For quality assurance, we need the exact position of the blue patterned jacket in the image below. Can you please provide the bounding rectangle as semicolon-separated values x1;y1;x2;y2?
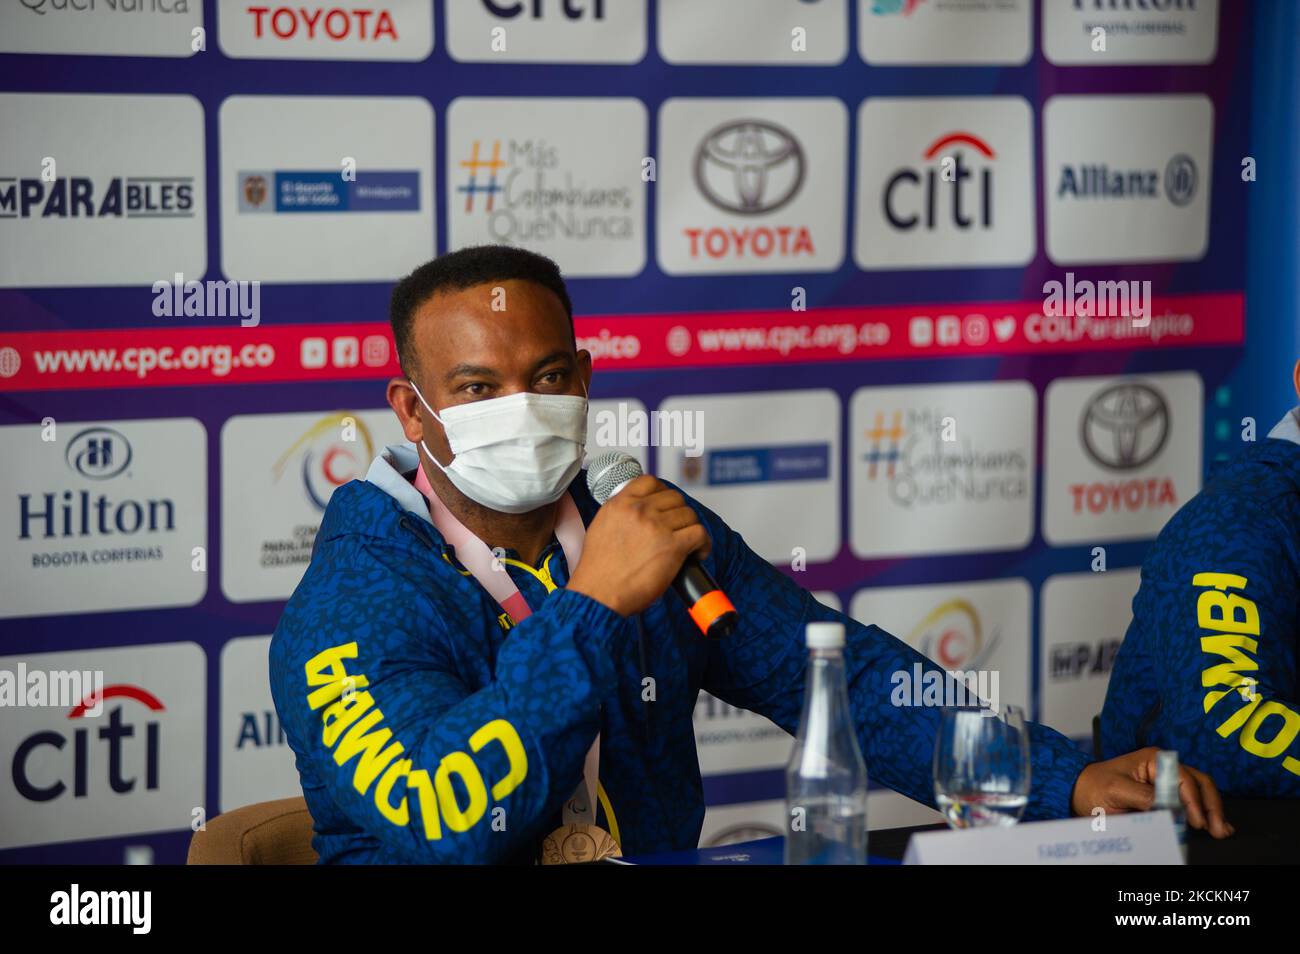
270;443;1092;863
1102;410;1300;795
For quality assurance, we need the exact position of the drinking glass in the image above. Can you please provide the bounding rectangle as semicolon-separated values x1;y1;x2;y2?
933;704;1031;829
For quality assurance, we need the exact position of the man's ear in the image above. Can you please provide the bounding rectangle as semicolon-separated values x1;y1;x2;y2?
386;377;423;444
577;349;594;394
1293;358;1300;404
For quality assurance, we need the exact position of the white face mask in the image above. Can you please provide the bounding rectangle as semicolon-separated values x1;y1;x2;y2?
409;378;588;515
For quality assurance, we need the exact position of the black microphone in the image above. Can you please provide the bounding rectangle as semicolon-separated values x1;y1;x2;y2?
587;451;739;639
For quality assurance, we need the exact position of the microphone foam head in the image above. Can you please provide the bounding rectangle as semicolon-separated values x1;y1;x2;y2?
586;451;644;504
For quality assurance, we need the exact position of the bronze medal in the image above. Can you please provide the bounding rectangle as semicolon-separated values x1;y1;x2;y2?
540;824;621;864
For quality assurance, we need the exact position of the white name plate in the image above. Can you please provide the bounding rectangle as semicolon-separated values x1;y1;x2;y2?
904;811;1184;865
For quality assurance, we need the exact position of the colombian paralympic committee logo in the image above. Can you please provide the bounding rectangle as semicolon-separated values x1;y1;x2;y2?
906;598;1000;671
271;412;375;510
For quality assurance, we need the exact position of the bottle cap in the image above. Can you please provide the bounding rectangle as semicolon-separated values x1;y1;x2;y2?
806;621;845;650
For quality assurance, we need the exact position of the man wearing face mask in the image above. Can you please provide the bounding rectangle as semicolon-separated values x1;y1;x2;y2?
269;245;1231;864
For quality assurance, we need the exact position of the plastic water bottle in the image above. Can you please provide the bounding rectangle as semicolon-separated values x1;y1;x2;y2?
1153;749;1187;862
784;622;869;865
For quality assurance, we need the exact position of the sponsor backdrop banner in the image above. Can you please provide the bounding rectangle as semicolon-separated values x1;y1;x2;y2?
0;0;1289;862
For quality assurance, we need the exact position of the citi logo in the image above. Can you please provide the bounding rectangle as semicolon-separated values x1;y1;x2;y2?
884;131;995;232
0;176;194;219
483;0;607;19
65;427;132;480
1056;155;1197;206
14;685;165;804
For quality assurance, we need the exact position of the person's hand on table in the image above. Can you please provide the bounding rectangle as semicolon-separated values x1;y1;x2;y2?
1070;746;1234;839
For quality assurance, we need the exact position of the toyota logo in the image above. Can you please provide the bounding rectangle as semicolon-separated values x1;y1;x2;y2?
1080;383;1170;471
693;120;805;215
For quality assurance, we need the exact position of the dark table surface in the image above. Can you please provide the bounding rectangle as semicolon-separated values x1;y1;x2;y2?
620;797;1300;865
1187;797;1299;864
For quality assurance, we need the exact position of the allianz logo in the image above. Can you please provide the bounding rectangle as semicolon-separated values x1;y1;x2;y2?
1055;154;1198;206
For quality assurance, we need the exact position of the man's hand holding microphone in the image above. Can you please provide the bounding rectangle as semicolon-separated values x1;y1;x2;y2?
568;453;739;637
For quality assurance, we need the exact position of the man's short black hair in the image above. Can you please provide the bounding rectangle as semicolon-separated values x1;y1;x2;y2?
389;245;574;375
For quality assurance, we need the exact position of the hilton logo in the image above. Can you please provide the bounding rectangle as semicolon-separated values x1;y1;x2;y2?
65;428;132;480
18;426;176;543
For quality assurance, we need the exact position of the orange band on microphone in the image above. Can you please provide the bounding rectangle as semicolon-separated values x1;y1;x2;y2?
688;590;736;634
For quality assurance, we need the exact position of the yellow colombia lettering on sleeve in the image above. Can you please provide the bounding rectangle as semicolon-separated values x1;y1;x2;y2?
1193;578;1300;772
320;690;375;748
1196;589;1261;637
307;675;371;713
434;751;488;833
1240;701;1300;760
1213;695;1259;737
300;648;530;844
375;758;412;826
333;708;405;796
1192;572;1249;592
408;769;443;841
1200;634;1260;691
305;642;360;687
469;719;528;800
